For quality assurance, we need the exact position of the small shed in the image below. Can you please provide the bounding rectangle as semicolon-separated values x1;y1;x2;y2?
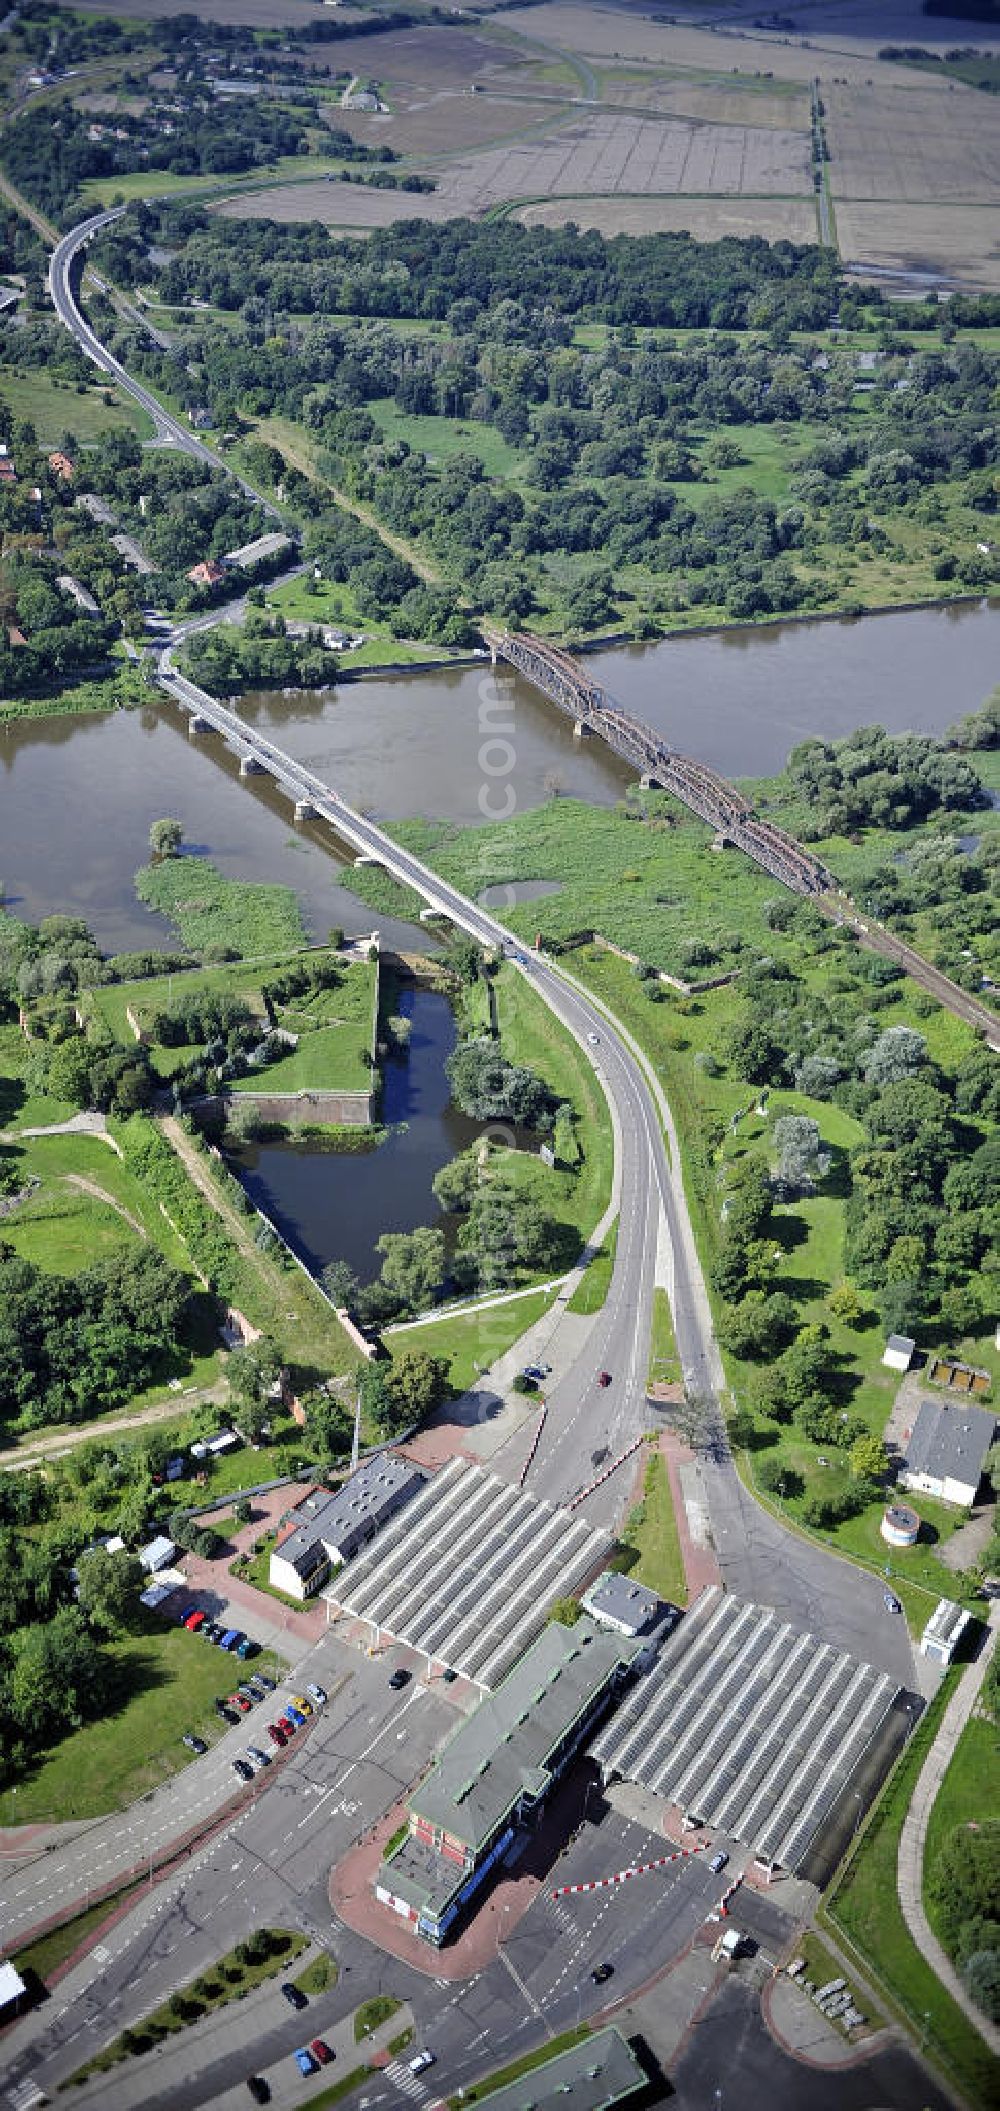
921;1599;972;1665
882;1333;915;1373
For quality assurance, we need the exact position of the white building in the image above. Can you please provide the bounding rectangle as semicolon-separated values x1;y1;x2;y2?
138;1535;178;1573
898;1397;995;1509
920;1599;972;1665
269;1458;423;1600
882;1332;915;1373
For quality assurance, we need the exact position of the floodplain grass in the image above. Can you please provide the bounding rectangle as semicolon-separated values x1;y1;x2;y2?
0;661;152;724
615;1449;687;1607
821;1673;1000;2110
0;1623;285;1825
262;572;462;669
366;397;529;482
388;1285;559;1394
135;856;307;958
488;959;614;1238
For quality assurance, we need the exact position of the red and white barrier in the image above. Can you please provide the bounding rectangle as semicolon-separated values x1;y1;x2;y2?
718;1872;744;1918
518;1402;548;1488
552;1843;705;1898
568;1434;645;1511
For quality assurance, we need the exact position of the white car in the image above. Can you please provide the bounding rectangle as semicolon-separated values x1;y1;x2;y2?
306;1683;327;1707
409;2050;436;2075
587;1031;600;1045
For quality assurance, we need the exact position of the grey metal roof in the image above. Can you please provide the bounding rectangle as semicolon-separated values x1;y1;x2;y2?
472;2028;648;2111
411;1617;638;1852
326;1457;611;1689
276;1457;422;1571
583;1570;662;1634
903;1397;995;1491
591;1587;899;1874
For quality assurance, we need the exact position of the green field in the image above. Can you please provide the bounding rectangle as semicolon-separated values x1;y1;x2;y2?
924;1694;1000;1953
366;398;528;483
566;1217;617;1314
0;364;152;443
0;1623;285;1824
648;1284;680;1386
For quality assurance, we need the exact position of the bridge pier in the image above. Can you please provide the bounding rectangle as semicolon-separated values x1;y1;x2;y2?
239;754;266;778
640;772;662;790
187;714;210;736
294;799;315;822
572;719;593;740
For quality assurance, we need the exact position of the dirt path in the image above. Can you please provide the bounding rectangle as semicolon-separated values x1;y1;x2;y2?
159;1114;264;1268
0;171;58;247
63;1172;148;1240
0;1380;229;1473
256;417;445;588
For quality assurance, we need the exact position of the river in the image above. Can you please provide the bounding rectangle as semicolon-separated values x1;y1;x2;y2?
3;599;996;1279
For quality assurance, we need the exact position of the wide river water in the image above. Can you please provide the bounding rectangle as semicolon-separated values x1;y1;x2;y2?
3;600;996;1278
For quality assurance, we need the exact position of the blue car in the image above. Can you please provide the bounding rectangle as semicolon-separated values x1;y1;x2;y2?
294;2048;318;2077
285;1704;306;1728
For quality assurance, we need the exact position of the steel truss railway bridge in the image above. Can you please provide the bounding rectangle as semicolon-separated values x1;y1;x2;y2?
487;627;835;897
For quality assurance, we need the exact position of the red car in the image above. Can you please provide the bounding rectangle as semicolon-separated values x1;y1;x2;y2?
184;1610;205;1632
278;1713;297;1736
310;2040;333;2066
267;1722;287;1747
228;1693;252;1714
598;1370;612;1388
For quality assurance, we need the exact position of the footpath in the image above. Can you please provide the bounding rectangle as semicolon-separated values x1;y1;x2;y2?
896;1608;1000;2058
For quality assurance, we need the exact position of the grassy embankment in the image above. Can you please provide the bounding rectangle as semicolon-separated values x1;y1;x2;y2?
134;856;307;959
821;1675;1000;2109
0;1622;286;1825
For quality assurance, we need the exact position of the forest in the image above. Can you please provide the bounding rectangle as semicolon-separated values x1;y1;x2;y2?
84;206;1000;636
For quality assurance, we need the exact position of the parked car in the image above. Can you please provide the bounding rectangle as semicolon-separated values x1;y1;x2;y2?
884;1591;902;1615
232;1759;253;1782
409;2051;435;2075
247;1745;270;1769
290;1694;313;1716
236;1636;257;1659
176;1603;199;1625
294;2049;318;2078
278;1713;297;1736
182;1734;207;1755
306;1684;327;1707
590;1962;613;1984
246;1678;268;1701
281;1983;308;2011
246;2079;269;2105
254;1673;276;1693
388;1668;410;1691
203;1621;223;1644
184;1610;205;1632
285;1705;306;1728
267;1723;287;1747
215;1698;238;1724
310;2039;333;2065
709;1851;729;1875
238;1683;259;1704
219;1628;241;1651
228;1693;252;1715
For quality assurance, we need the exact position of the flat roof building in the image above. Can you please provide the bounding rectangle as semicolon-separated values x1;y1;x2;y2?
270;1457;423;1600
223;530;290;571
378;1617;638;1944
921;1598;973;1666
582;1570;663;1637
898;1397;996;1508
472;2028;649;2111
138;1534;177;1573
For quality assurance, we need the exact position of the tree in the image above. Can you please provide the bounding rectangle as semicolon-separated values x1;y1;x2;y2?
863;1026;927;1087
386;1348;448;1427
547;1596;581;1626
849;1432;888;1481
963;1949;1000;2023
773;1114;829;1190
756;1457;803;1500
149;817;183;858
928;1822;1000;1950
445;1037;552;1128
376;1227;446;1315
939;1283;982;1338
75;1546;143;1637
227;1336;280;1404
431;1152;478;1214
321;1259;359;1310
828;1281;865;1325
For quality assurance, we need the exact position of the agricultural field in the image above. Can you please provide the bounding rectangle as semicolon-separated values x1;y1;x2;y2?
834;201;1000;293
520;195;819;242
825;79;1000;206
